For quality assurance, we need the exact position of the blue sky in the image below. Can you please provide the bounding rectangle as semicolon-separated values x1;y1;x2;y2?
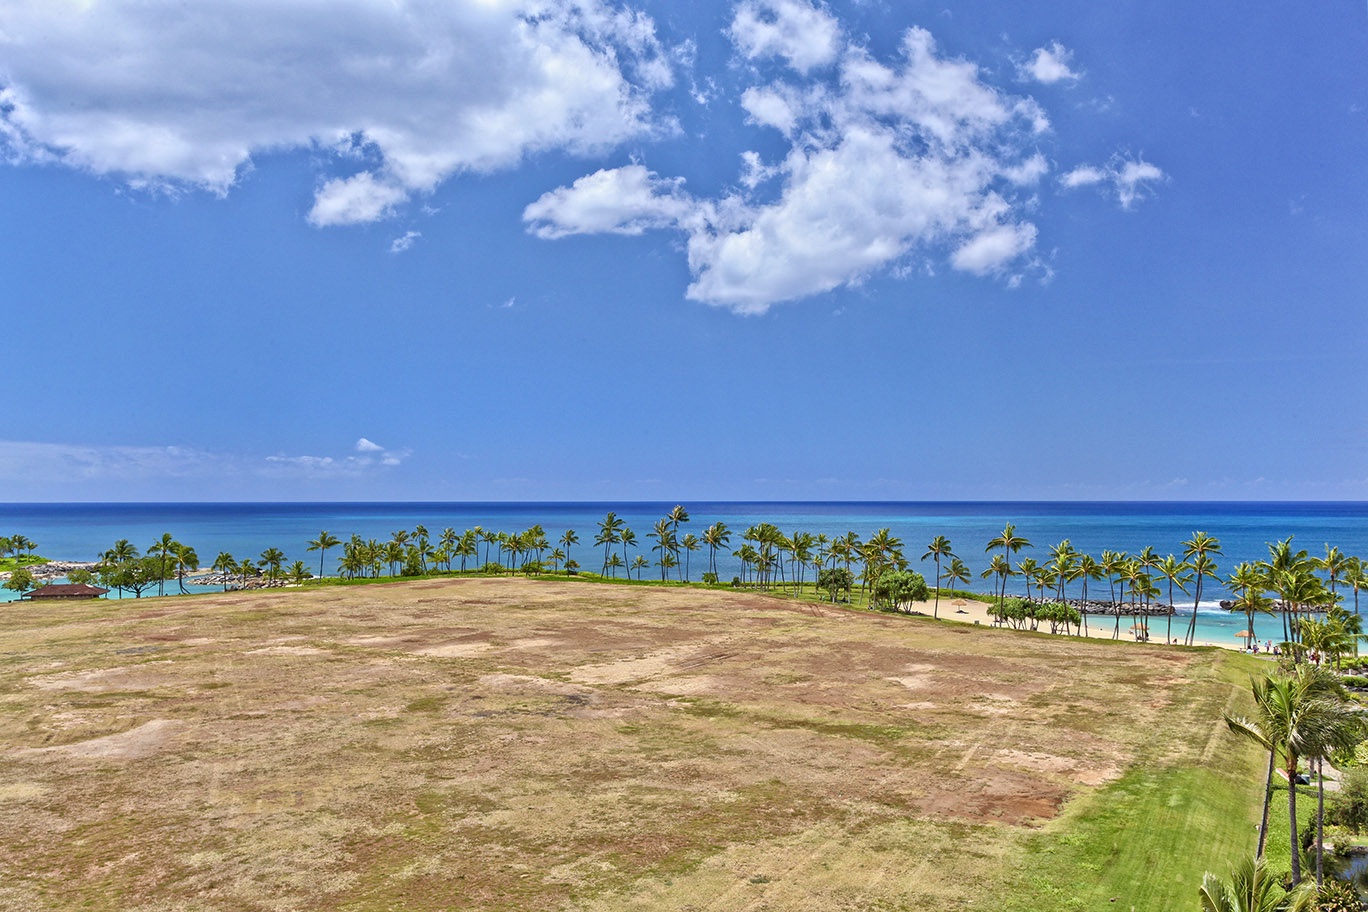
1;0;1365;502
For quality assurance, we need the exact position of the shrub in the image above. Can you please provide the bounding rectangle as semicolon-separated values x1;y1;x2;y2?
873;570;929;612
1304;877;1363;912
1327;767;1368;833
817;567;854;603
701;572;718;585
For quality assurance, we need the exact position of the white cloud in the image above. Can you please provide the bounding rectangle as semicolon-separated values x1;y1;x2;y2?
528;22;1050;313
1062;155;1166;208
524;165;696;239
951;222;1038;275
729;0;842;73
312;173;409;227
389;230;421;254
0;0;675;221
355;438;385;453
1060;165;1107;188
1019;41;1080;84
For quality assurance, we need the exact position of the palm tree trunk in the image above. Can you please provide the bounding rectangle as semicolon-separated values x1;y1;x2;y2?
1257;748;1274;858
1316;756;1325;887
1289;759;1302;884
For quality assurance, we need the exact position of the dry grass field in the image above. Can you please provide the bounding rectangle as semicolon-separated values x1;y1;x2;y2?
0;578;1257;911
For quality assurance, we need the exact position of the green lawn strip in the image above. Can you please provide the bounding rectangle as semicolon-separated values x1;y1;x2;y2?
994;761;1263;912
1260;780;1320;883
992;650;1267;911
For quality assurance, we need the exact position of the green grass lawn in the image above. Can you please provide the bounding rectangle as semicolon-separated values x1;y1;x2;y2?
990;649;1271;912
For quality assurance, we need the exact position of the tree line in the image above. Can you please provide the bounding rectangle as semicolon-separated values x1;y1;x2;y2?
8;513;1367;649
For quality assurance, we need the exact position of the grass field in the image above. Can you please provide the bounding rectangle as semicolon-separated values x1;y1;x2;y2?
0;577;1267;910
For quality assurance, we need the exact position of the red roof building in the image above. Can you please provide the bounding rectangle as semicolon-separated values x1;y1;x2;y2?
23;583;109;600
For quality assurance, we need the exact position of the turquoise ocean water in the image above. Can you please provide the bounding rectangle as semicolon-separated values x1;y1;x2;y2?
2;501;1365;646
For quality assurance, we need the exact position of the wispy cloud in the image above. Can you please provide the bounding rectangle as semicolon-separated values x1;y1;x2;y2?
0;438;410;489
388;230;421;254
1061;155;1166;209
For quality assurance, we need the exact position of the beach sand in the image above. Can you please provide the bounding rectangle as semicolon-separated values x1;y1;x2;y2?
899;596;1232;649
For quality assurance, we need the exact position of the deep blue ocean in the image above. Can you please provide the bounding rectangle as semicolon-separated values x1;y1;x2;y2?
3;501;1365;646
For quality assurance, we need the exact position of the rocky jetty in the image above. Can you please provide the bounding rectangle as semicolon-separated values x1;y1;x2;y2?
0;561;98;582
1064;598;1175;617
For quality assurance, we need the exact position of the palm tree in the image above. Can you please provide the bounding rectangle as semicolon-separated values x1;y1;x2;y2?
944;557;971;595
1270;566;1332;657
606;552;624;579
238;553;257;588
629;554;649;580
595;512;623;575
680;533;701;583
438;528;458;571
383;541;405;577
287;561;312;584
171;543;199;594
1155;554;1193;645
981;555;1013;617
1198;854;1303;912
649;518;676;581
702;522;731;578
1182;532;1223;645
559;529;579;571
1316;545;1350;604
259;547;286;584
1226;666;1358;883
985;524;1031;604
863;528;904;606
1342;557;1365;616
619;527;637;576
1047;539;1077;601
148;532;180;597
457;530;478;572
212;551;237;591
667;505;690;575
1016;557;1040;600
307;531;341;579
1070;553;1103;635
922;535;954;619
1226;562;1274;645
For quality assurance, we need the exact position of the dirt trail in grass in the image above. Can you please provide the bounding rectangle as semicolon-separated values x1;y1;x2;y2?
0;577;1231;911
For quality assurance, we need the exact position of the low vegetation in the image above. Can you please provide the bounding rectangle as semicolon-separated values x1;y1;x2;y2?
0;576;1271;910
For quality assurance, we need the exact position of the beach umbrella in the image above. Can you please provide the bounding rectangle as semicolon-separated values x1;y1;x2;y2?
952;598;967;606
1235;631;1254;639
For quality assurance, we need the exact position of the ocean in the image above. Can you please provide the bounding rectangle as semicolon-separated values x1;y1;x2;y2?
3;501;1366;646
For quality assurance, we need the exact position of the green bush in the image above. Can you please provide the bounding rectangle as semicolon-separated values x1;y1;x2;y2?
701;572;718;584
817;567;853;603
1327;767;1368;833
873;570;929;612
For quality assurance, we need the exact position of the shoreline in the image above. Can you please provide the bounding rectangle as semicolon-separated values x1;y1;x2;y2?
898;596;1235;650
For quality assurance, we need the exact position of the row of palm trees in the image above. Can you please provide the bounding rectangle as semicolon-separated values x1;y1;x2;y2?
94;537;311;598
0;534;38;562
74;518;1368;653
